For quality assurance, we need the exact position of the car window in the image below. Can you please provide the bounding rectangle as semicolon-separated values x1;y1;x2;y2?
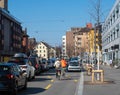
69;62;79;66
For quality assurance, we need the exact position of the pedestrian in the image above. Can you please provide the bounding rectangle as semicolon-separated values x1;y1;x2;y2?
109;59;113;68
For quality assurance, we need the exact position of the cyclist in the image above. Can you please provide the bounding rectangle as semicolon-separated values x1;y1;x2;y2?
54;58;61;78
60;57;67;78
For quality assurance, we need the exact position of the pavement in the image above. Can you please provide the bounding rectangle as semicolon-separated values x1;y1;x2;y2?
82;65;120;95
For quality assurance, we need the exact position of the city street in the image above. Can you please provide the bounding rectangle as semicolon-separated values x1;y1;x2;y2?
18;69;81;95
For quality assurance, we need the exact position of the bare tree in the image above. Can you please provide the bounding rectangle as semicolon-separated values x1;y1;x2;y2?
88;0;103;61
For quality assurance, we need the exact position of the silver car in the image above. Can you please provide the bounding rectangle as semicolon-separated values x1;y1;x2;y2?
67;60;82;71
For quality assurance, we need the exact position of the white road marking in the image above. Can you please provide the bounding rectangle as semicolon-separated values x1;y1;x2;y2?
75;72;84;95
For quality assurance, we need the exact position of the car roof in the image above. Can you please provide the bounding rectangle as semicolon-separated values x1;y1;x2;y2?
0;62;17;66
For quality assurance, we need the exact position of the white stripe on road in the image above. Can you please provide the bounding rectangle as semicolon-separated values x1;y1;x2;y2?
75;72;84;95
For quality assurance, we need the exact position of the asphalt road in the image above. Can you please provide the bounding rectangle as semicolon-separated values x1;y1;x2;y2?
18;69;81;95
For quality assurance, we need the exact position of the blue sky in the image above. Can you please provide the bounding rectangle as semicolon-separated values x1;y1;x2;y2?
8;0;115;46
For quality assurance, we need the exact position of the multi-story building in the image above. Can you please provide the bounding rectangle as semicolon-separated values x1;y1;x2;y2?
66;27;81;57
74;27;90;58
22;28;29;54
0;0;28;62
0;8;22;61
34;41;56;59
102;0;120;65
66;24;92;58
62;35;67;57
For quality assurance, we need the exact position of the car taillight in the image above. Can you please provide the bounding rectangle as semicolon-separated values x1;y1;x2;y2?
35;64;39;68
6;74;14;79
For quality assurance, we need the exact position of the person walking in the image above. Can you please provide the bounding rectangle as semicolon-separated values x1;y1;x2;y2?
109;59;113;68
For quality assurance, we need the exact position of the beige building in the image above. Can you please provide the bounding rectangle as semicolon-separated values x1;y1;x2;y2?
74;28;90;57
66;24;92;57
0;0;8;11
66;28;81;57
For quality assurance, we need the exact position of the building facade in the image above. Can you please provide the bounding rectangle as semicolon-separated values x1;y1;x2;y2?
66;28;81;57
62;35;67;57
0;0;28;62
102;0;120;65
34;41;56;59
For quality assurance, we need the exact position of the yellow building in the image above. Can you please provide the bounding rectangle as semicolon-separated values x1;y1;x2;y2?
88;28;101;59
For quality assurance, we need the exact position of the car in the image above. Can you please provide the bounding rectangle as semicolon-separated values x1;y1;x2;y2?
40;58;49;71
47;59;54;68
67;60;82;72
29;56;41;75
0;62;27;95
8;57;35;80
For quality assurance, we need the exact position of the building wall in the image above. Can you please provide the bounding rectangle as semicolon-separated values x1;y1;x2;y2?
0;0;8;10
35;42;48;59
102;0;120;65
0;8;23;62
62;35;66;57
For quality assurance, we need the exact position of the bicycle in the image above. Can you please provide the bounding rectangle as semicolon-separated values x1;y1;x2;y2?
56;68;61;80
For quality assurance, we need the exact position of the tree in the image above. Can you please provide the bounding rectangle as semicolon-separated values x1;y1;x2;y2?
88;0;103;60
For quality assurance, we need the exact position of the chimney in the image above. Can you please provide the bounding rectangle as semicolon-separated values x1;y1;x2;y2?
0;0;8;11
86;23;92;29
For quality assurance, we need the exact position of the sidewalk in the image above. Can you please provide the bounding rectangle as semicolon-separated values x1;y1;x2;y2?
83;65;120;95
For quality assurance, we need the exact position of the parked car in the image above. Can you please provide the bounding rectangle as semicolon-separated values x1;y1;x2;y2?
29;56;41;75
14;53;28;58
0;62;27;95
8;57;35;80
40;58;49;71
47;59;54;68
67;60;82;72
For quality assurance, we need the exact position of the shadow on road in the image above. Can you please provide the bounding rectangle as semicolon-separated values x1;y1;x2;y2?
29;77;52;82
18;87;46;95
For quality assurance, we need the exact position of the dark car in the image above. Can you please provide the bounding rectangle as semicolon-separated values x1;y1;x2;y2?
29;57;41;75
0;62;27;95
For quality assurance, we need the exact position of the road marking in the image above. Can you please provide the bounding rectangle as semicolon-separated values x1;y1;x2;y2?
51;79;54;82
75;72;84;95
45;84;52;90
74;80;78;82
48;76;52;78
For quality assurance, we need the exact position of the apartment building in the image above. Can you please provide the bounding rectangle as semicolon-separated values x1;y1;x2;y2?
102;0;120;65
74;27;90;57
0;0;28;62
34;41;56;59
66;28;81;57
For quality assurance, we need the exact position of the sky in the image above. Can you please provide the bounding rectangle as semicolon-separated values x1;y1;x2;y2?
8;0;115;46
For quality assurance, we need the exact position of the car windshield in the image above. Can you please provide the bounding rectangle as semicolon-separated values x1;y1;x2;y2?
69;62;79;66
